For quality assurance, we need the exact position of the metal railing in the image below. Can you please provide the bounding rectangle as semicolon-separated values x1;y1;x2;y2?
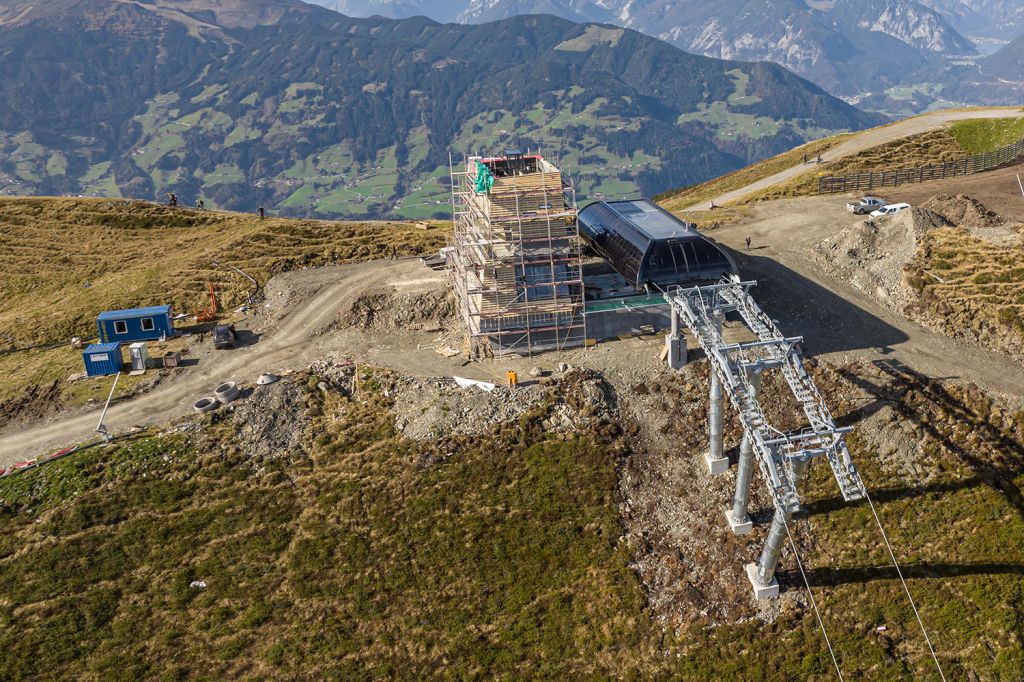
818;137;1024;194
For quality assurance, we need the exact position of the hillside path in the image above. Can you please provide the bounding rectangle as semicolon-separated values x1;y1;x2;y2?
683;108;1024;211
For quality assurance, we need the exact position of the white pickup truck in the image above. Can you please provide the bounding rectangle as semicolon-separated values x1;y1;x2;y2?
846;196;887;215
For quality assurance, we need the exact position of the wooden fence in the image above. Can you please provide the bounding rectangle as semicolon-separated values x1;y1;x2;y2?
817;137;1024;194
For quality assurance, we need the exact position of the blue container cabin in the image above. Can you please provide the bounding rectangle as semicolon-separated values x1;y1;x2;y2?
97;305;175;344
83;342;124;377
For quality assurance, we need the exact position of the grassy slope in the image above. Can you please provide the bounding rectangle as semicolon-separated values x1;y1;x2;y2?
657;135;850;212
0;198;446;346
1;366;1022;679
743;128;967;202
950;117;1024;154
906;226;1024;358
0;197;447;408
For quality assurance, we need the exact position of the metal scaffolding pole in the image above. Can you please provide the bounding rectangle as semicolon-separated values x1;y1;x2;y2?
726;368;763;534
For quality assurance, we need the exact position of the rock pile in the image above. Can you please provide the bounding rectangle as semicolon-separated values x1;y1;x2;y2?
227;379;311;461
391;375;544;440
814;207;950;310
339;288;454;331
921;194;1002;228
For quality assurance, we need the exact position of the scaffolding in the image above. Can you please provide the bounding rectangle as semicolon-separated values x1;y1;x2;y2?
447;152;585;356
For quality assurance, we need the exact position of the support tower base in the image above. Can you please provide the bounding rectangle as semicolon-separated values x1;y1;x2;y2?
745;562;779;600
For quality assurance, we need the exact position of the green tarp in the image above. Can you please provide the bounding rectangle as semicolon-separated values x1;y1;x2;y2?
474;161;494;194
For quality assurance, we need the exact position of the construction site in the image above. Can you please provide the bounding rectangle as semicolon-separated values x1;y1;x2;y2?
446;151;738;357
447;152;587;356
3;113;1024;679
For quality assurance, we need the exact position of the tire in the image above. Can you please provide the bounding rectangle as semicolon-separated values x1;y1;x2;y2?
215;381;241;404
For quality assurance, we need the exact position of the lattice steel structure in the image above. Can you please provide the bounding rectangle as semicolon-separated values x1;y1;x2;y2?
665;276;866;598
448;152;585;356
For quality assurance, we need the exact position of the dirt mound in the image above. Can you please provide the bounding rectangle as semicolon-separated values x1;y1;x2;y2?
340;288;454;331
389;368;615;442
921;194;1002;228
0;379;62;430
814;208;950;310
224;378;311;462
390;375;544;440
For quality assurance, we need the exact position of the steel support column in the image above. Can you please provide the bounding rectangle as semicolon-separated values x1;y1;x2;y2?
666;305;687;369
725;368;763;535
705;371;728;474
704;306;727;474
744;508;792;599
746;456;808;599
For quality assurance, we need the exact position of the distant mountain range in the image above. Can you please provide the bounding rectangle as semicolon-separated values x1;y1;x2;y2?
323;0;1024;114
0;0;883;219
923;0;1024;39
982;32;1024;80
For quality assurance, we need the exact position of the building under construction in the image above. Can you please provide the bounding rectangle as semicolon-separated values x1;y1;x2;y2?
448;152;585;356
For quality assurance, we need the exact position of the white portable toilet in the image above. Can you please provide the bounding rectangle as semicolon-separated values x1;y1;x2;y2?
128;342;149;372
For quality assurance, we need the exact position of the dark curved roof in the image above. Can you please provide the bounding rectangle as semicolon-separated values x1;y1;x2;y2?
578;199;737;288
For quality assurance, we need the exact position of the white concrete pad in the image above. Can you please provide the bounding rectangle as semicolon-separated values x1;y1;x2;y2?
705;453;729;475
745;562;779;600
725;509;753;535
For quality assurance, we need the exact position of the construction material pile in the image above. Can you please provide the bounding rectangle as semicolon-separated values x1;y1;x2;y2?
814;207;951;310
921;194;1002;228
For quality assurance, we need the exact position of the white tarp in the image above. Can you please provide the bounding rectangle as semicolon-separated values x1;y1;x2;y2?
453;376;496;392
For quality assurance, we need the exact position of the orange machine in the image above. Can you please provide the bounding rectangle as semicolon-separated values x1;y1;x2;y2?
195;283;218;323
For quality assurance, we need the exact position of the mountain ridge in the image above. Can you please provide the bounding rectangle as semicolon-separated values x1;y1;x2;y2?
320;0;980;97
0;0;883;218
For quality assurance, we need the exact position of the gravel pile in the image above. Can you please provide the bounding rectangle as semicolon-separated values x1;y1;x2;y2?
339;288;454;331
227;379;311;462
390;375;544;440
813;208;950;311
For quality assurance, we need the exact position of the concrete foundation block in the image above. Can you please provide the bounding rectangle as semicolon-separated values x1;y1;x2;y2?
704;452;729;476
745;562;780;600
665;334;687;370
725;509;753;536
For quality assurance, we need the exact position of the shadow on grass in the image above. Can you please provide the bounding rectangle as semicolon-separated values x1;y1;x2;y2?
830;359;1024;522
781;561;1024;587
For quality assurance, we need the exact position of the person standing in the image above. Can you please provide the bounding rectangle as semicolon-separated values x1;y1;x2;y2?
745;236;752;251
257;206;265;220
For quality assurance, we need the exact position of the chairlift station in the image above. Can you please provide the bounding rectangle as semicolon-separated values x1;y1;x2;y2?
447;151;867;598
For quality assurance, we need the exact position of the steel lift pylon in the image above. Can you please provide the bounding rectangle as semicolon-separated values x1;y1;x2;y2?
665;276;866;599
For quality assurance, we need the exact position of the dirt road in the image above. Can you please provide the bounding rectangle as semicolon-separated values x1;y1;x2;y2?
0;260;430;464
683;107;1024;211
702;195;1024;395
